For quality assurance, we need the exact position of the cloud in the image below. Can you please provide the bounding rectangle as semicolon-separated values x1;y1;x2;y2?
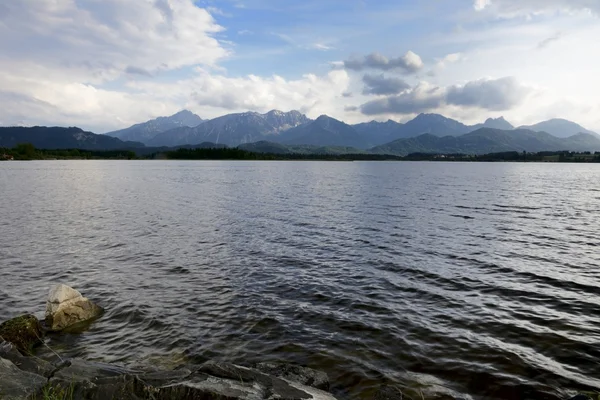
312;43;334;51
360;77;531;115
0;0;354;132
343;51;424;74
446;77;531;111
125;66;152;77
206;6;232;17
473;0;600;16
474;0;492;11
238;29;254;35
361;82;446;115
344;106;359;112
436;53;463;69
342;91;353;98
0;0;227;83
362;73;410;95
537;32;563;48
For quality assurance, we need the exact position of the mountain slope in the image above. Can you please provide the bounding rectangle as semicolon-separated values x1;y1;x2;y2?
392;113;472;139
105;110;203;144
148;110;310;147
0;126;144;150
352;120;404;147
278;115;369;148
518;119;597;138
371;128;600;156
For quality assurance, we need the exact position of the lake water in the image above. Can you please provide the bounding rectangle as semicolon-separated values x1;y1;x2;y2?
1;161;599;399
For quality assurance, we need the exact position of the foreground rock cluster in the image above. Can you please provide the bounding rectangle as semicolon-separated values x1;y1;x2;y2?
0;284;595;400
0;284;340;400
0;338;338;399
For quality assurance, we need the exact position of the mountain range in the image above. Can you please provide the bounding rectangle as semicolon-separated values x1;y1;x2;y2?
2;110;600;156
146;110;310;147
104;110;598;149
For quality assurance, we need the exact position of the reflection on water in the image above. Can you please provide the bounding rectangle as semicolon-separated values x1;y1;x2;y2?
1;160;599;399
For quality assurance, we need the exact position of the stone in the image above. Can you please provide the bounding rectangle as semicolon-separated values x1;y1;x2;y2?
0;314;43;354
0;340;54;377
0;357;47;399
254;361;330;391
45;284;103;331
52;358;137;383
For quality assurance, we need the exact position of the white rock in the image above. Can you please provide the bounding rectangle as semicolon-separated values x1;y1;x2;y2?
48;284;82;304
45;284;103;331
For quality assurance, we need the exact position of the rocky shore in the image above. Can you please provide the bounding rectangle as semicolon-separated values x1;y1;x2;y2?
0;285;594;400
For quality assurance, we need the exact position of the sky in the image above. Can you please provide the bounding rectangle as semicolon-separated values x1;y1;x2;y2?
0;0;599;133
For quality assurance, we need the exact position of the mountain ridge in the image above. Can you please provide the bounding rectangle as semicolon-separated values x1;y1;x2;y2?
105;110;203;143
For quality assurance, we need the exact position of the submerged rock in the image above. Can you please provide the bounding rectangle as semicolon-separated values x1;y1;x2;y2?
45;284;103;331
254;361;330;391
150;361;337;400
0;314;43;354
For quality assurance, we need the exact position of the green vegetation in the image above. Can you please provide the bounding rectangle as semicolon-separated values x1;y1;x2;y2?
2;143;600;162
0;314;43;354
403;150;600;162
38;381;75;400
0;144;136;160
163;147;402;160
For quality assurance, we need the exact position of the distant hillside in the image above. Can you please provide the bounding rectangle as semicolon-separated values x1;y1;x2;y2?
371;128;600;156
238;140;366;155
393;113;472;138
149;110;310;147
518;118;598;138
278;115;369;148
352;120;404;147
105;110;203;144
0;126;144;150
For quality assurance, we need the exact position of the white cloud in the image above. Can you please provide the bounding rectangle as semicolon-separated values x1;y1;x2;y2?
473;0;600;16
474;0;492;11
436;53;463;69
312;43;334;51
0;0;227;81
0;0;351;132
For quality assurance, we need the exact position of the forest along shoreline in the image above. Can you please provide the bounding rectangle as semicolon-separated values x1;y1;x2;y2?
1;143;600;162
0;284;597;400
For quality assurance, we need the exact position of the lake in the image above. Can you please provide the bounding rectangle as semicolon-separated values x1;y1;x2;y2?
1;161;599;399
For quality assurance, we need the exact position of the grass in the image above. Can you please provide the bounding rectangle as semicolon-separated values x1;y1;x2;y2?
40;381;74;400
581;392;600;400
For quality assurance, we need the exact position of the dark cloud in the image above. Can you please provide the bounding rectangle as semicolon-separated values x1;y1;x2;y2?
342;91;353;98
344;51;424;74
362;73;410;95
360;83;445;115
125;66;153;77
360;77;530;115
446;77;529;111
344;105;359;112
537;32;562;49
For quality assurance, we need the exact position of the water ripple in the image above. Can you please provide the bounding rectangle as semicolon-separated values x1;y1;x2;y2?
1;160;599;400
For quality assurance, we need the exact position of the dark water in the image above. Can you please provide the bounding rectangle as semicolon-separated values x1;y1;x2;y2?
1;161;599;399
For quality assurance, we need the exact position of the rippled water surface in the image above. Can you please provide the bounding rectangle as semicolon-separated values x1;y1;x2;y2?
1;161;599;399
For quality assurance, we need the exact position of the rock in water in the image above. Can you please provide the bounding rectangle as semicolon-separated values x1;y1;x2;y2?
0;314;43;354
45;284;103;331
254;361;330;390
